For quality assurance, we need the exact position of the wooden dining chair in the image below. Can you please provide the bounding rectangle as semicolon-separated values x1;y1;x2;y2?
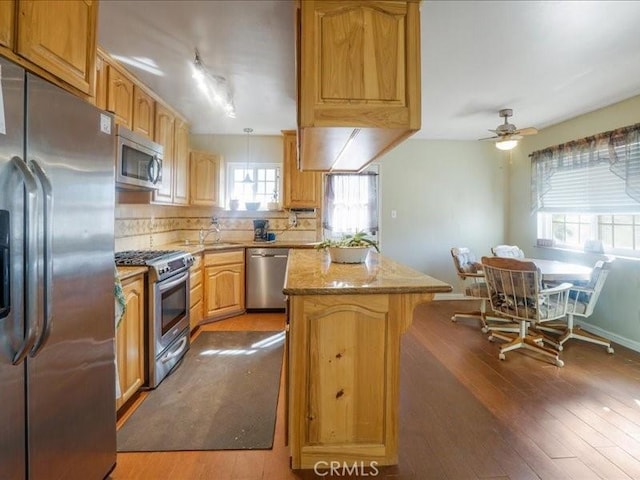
481;256;572;367
450;247;518;334
491;244;525;259
539;260;614;354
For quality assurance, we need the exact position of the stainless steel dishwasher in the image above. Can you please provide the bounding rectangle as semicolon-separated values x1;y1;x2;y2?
246;247;290;310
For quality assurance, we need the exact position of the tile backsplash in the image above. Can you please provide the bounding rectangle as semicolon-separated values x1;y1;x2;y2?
115;203;320;251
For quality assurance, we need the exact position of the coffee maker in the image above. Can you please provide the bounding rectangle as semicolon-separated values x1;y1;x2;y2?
253;219;269;241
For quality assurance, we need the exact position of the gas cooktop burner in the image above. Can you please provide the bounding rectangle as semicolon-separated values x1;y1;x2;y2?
114;250;183;265
115;249;195;282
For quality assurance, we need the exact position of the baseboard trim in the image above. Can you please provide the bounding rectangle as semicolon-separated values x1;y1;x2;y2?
578;322;640;353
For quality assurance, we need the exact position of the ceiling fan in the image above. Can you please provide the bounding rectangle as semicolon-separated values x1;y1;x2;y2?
480;108;538;150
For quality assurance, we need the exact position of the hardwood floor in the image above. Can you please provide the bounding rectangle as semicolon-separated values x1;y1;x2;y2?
110;302;640;479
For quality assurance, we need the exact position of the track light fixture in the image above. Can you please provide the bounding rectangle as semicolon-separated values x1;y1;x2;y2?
192;49;236;118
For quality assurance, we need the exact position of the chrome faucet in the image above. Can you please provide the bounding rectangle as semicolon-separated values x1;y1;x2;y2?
198;217;221;244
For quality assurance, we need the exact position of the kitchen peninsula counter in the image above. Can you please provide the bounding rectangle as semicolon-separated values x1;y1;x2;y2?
284;249;451;470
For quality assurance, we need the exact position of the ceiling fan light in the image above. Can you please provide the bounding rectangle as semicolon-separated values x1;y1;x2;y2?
496;139;518;151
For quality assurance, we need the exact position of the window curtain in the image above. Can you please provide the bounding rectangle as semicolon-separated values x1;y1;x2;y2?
531;123;640;213
323;173;378;234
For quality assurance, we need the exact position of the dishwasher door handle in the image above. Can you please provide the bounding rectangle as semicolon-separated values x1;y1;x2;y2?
251;253;288;258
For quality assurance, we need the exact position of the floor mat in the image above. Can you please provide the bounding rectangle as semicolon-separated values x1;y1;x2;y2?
117;330;285;451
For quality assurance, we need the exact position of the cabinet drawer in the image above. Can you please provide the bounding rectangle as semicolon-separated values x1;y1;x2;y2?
190;299;203;332
190;268;202;289
190;281;203;308
205;250;244;267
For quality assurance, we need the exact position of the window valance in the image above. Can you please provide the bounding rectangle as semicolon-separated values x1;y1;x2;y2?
531;123;640;213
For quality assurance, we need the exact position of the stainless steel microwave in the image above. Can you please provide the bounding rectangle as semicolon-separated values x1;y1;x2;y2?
115;125;163;190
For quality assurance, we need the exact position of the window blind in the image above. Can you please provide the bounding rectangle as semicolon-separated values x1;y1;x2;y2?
531;124;640;214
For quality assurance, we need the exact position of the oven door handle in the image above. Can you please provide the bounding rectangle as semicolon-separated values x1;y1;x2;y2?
160;335;188;364
157;270;189;292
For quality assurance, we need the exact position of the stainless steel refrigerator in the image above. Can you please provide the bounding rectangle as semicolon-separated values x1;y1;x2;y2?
0;57;117;479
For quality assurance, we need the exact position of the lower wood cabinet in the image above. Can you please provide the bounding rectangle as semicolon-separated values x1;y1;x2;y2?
204;249;245;320
115;273;145;411
189;253;203;332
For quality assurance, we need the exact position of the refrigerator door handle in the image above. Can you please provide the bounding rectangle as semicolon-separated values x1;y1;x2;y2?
29;159;53;356
0;210;9;319
10;156;39;365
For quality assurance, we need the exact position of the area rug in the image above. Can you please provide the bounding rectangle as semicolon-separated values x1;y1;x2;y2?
117;330;285;452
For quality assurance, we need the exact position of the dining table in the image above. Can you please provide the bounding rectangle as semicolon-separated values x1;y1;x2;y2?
527;258;593;283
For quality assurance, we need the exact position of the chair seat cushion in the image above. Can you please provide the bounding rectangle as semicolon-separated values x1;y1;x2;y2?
568;300;588;315
465;283;488;298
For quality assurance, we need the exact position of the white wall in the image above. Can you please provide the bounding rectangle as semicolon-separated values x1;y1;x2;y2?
190;134;282;165
508;94;640;349
378;139;507;289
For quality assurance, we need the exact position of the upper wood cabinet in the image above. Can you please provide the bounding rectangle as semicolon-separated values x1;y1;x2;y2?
190;150;220;207
93;52;107;110
132;86;155;139
107;64;134;129
0;1;14;49
297;0;421;171
173;118;190;205
282;130;322;209
153;103;176;204
15;0;97;95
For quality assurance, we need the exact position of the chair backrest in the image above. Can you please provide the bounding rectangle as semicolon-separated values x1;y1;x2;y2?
570;260;613;318
491;244;525;259
450;247;482;278
481;256;570;323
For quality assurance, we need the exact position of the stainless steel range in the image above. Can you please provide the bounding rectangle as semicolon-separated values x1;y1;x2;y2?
115;250;194;388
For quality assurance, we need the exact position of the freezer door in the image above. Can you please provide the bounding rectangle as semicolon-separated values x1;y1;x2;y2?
25;74;117;480
0;58;27;480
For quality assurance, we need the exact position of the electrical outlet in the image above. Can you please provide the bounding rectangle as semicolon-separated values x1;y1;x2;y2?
288;211;298;228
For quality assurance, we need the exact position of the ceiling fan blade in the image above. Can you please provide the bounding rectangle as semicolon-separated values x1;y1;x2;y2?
478;135;499;141
515;127;538;136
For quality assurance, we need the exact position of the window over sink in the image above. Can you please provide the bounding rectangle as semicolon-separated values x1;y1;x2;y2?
226;163;280;210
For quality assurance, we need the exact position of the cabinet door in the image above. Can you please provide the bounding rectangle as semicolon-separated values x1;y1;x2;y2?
116;275;145;410
0;0;14;49
153;103;175;203
190;151;220;206
204;263;245;319
107;64;134;128
282;130;322;208
173;118;190;205
16;0;97;95
93;53;107;110
132;86;155;139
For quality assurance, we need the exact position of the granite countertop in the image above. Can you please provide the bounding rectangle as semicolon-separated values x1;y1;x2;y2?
116;265;148;281
159;240;319;256
283;249;452;295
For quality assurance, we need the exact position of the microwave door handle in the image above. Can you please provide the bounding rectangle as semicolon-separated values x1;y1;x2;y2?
10;156;39;365
29;160;53;357
148;156;162;185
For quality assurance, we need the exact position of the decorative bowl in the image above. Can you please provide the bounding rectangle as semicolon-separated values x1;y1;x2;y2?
245;201;261;211
267;201;279;211
328;246;370;264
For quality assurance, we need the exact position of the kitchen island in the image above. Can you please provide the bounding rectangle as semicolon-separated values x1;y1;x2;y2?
283;249;452;470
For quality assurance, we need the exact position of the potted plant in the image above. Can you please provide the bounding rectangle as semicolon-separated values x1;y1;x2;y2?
316;231;379;264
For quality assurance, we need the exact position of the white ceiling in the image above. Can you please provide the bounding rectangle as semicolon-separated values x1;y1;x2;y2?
98;0;640;140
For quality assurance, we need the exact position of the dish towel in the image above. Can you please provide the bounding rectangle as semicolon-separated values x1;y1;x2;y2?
114;265;127;399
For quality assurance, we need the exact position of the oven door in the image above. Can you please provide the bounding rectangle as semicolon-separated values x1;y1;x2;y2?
152;270;190;355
